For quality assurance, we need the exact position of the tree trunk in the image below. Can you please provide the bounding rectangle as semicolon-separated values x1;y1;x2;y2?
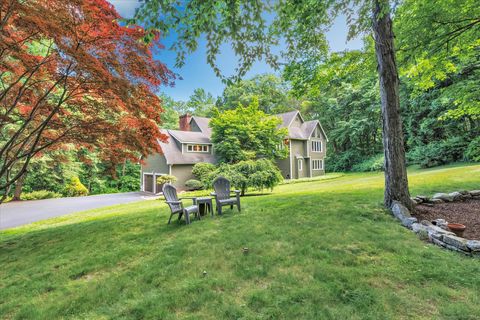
372;0;413;209
12;171;27;201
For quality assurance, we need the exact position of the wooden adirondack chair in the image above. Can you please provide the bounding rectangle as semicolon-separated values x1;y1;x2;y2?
211;177;241;215
162;183;198;224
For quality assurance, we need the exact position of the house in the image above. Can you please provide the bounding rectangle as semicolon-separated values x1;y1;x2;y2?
140;111;328;193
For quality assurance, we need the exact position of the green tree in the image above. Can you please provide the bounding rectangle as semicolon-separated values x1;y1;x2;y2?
134;0;413;208
210;98;288;163
218;74;300;114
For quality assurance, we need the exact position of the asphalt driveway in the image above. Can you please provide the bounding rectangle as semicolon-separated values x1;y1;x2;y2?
0;192;158;230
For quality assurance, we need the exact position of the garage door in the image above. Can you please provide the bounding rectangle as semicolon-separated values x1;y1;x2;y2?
144;174;154;193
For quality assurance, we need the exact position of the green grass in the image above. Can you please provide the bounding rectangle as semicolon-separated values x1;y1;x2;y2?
1;164;480;319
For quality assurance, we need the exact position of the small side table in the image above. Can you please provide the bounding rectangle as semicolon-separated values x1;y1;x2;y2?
194;197;214;218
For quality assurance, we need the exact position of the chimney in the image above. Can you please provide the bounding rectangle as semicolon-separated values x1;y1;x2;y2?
179;114;191;131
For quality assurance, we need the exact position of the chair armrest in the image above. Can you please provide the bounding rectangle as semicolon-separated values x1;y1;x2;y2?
210;192;216;196
233;190;241;194
165;200;182;205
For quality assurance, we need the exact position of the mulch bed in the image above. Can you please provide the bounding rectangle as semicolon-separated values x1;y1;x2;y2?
413;199;480;240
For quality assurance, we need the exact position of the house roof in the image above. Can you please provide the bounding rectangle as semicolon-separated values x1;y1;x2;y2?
190;116;212;135
158;131;216;165
167;129;212;144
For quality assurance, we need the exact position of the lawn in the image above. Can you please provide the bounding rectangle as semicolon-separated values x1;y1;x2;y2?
1;164;480;319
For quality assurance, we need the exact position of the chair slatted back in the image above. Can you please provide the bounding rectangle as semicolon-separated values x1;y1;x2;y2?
163;183;182;213
213;177;231;200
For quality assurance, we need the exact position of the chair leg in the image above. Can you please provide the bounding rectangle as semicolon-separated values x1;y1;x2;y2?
217;204;222;215
178;212;183;221
168;213;174;224
184;210;190;224
237;201;241;212
230;205;233;210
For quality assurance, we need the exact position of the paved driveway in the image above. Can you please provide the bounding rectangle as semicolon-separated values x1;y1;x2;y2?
0;192;158;230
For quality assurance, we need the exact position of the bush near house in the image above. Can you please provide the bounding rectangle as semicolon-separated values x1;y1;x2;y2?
63;177;89;197
351;154;385;172
193;159;283;195
407;137;469;168
156;175;177;185
185;179;204;191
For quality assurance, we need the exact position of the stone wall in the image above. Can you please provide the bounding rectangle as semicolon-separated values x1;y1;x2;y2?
391;190;480;257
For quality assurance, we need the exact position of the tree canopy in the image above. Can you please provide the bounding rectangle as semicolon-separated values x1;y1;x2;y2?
210;98;288;163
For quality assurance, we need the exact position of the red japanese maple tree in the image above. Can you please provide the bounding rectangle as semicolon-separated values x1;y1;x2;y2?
0;0;173;201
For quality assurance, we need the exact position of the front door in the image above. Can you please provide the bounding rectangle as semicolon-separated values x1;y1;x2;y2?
144;174;154;193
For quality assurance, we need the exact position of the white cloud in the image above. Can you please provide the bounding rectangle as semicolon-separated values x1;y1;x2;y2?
108;0;141;18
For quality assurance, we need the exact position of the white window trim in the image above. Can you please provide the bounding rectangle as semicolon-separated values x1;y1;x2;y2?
298;159;303;171
312;159;324;171
186;144;210;153
311;140;322;152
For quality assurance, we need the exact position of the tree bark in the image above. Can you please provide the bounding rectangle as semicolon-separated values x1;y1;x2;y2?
372;0;413;209
12;171;26;201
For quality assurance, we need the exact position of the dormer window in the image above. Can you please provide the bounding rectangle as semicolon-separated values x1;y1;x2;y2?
187;144;209;153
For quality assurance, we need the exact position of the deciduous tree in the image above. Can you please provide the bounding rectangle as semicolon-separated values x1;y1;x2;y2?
0;0;173;202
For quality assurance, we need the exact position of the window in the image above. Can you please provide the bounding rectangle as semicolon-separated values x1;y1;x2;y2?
311;140;322;152
312;159;323;170
298;159;303;171
187;144;209;153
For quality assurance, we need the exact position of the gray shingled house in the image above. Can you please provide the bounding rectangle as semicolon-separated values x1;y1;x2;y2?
140;111;328;192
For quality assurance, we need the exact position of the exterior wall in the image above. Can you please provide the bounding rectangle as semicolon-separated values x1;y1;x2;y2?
290;139;307;179
141;153;170;193
308;125;327;177
190;120;201;132
171;164;195;188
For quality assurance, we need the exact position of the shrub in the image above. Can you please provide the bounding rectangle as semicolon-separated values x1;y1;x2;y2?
21;190;62;200
351;154;384;172
464;137;480;162
407;137;468;168
192;163;216;184
63;177;89;197
185;179;204;190
156;174;177;185
207;159;283;195
325;150;365;172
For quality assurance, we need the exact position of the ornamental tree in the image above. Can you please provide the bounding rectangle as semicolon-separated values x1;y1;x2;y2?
0;0;173;202
210;98;288;163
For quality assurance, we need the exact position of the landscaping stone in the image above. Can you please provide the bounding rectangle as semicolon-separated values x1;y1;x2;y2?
442;234;469;251
432;193;453;202
416;195;429;202
426;225;455;240
449;191;463;201
467;240;480;252
458;190;469;195
391;201;417;228
433;218;448;230
470;190;480;197
431;238;471;255
430;198;444;204
412;223;427;233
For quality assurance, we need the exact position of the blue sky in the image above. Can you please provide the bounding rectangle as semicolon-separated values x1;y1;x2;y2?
109;0;363;101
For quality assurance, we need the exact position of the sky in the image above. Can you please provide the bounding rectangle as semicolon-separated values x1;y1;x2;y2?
109;0;363;101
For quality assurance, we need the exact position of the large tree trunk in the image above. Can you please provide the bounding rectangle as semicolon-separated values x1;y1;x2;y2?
372;0;413;209
12;171;27;201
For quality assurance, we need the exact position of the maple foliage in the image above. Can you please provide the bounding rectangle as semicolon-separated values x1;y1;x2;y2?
0;0;173;200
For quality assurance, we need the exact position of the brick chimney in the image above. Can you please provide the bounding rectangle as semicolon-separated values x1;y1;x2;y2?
179;114;191;131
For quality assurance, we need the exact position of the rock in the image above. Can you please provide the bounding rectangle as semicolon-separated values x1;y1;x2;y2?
433;219;448;230
431;198;444;204
424;203;434;207
403;217;418;228
470;190;480;196
416;195;429;201
412;223;427;233
391;201;411;220
421;220;433;226
411;198;419;205
432;193;453;202
431;238;471;255
458;190;469;195
462;193;473;199
426;225;455;240
442;234;469;251
449;191;463;201
467;240;480;252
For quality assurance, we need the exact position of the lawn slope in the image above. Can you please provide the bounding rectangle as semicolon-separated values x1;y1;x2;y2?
1;164;480;319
